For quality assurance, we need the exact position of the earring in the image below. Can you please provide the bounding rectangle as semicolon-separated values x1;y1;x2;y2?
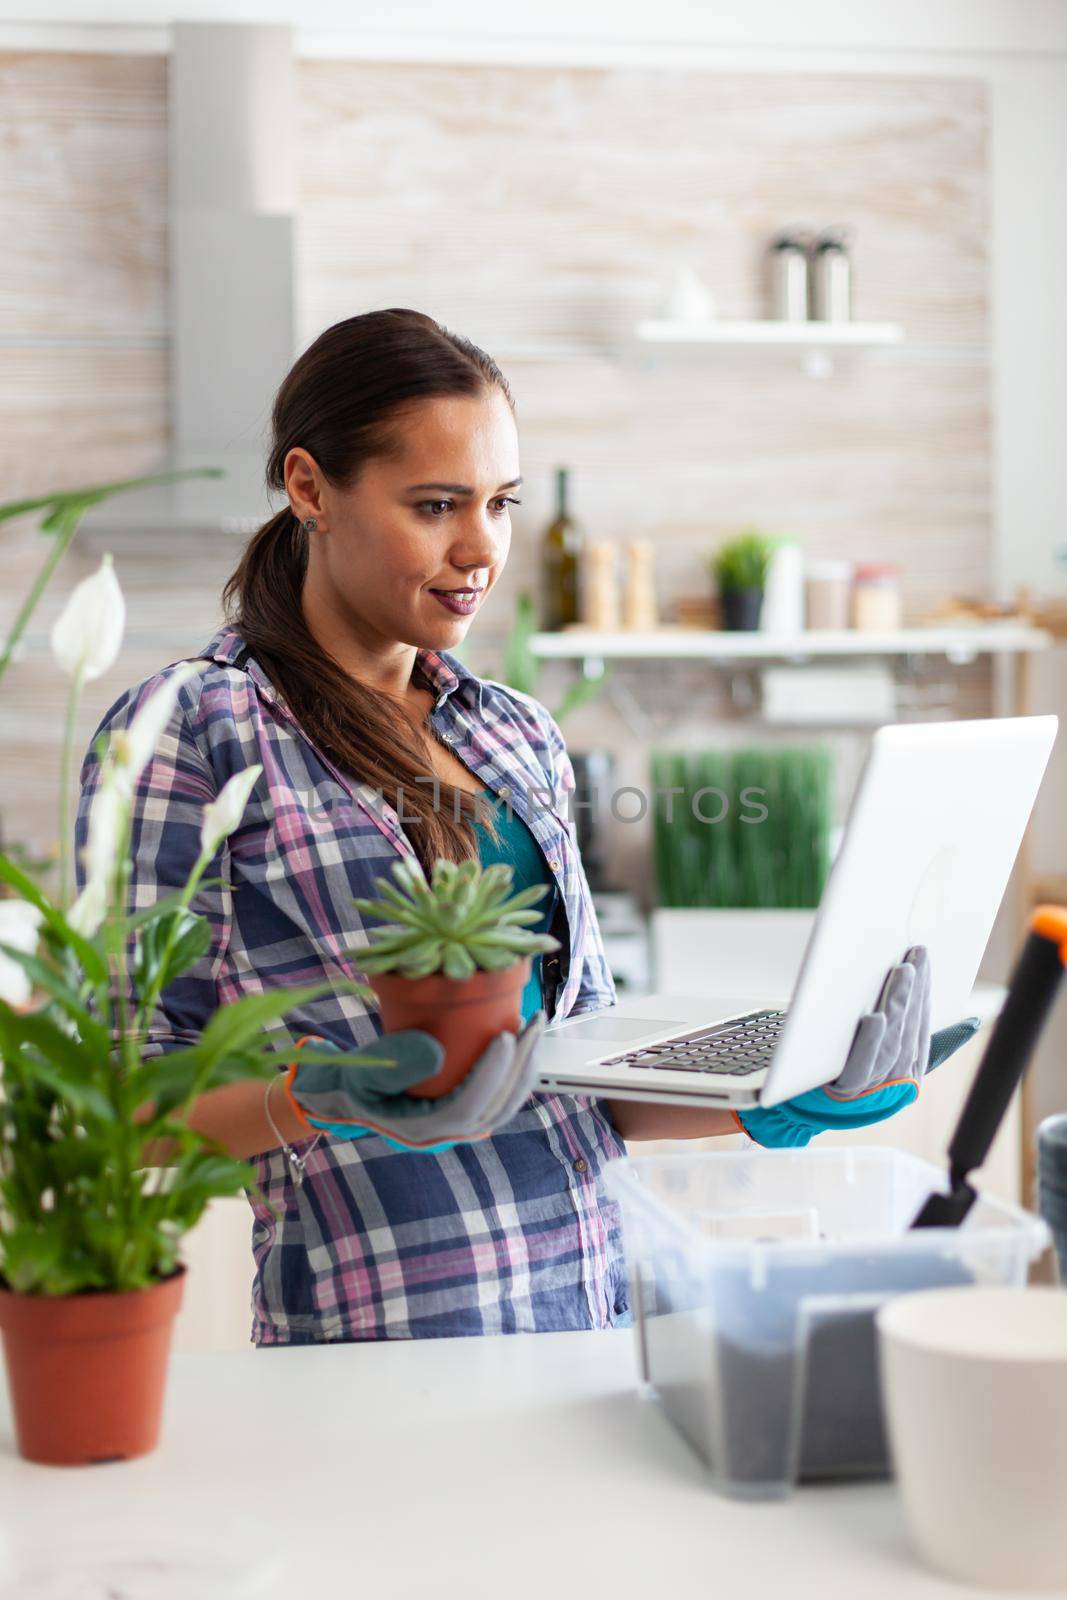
302;517;318;533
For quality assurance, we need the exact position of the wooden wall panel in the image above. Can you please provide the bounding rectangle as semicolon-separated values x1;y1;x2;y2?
298;65;988;347
0;51;993;896
0;51;167;342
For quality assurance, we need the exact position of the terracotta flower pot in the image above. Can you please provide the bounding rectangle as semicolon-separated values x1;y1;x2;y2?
0;1265;185;1466
368;957;532;1099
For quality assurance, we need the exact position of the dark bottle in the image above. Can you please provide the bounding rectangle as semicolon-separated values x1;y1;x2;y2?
541;467;584;631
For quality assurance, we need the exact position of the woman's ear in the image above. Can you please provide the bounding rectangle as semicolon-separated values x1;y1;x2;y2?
284;447;327;528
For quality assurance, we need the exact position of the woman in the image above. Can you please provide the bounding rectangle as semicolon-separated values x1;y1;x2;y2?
76;309;965;1345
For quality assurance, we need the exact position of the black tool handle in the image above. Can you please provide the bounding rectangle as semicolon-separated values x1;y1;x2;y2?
946;912;1067;1187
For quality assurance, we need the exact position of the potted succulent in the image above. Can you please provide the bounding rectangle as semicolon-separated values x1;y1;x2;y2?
709;528;780;631
353;857;561;1099
0;551;383;1466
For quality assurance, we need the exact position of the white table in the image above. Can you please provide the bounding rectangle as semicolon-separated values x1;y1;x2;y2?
0;1326;1039;1599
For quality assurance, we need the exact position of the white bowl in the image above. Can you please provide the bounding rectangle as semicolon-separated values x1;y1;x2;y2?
877;1286;1067;1590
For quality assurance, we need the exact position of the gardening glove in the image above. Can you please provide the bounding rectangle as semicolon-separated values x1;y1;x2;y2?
282;1011;546;1154
735;945;981;1148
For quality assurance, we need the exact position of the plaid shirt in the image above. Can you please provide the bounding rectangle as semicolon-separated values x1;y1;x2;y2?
76;626;631;1342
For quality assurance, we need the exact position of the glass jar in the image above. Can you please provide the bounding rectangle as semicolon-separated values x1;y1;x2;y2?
851;563;903;631
805;559;853;630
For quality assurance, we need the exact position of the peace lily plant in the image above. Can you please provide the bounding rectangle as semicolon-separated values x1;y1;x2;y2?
0;527;385;1465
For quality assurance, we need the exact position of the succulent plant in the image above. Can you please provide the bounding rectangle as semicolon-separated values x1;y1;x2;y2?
352;858;561;982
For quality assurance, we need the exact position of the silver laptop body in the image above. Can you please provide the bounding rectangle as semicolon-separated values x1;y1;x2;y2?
536;715;1058;1110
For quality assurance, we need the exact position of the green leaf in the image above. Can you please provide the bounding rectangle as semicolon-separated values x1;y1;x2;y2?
13;1053;116;1122
134;907;212;996
166;1150;253;1197
442;942;476;980
494;882;551;914
496;909;546;927
709;528;780;593
500;591;540;698
464;943;522;972
0;944;106;1047
358;938;440;975
394;943;445;978
389;859;430;897
194;982;345;1068
6;1005;105;1078
280;1045;399;1069
357;934;433;965
125;880;226;932
0;468;224;528
0;853;107;986
139;1046;276;1117
552;667;610;725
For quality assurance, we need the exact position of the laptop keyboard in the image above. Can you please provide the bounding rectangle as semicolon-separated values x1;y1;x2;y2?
599;1009;789;1077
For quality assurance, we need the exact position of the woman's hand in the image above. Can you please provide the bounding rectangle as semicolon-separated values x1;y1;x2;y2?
737;946;980;1148
282;1013;546;1153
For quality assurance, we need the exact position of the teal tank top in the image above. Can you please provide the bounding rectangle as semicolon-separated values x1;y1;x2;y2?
473;795;555;1024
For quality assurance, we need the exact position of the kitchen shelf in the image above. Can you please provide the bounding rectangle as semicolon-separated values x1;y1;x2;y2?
529;625;1052;671
480;325;983;370
632;319;904;348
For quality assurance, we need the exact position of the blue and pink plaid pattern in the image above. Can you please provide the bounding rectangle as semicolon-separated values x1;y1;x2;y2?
75;627;631;1342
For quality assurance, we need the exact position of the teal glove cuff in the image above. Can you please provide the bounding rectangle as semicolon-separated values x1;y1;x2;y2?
737;1016;981;1148
738;1081;919;1148
734;1105;816;1149
305;1116;459;1156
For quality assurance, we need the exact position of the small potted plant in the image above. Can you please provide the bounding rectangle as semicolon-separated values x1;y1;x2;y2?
353;857;561;1099
709;528;780;631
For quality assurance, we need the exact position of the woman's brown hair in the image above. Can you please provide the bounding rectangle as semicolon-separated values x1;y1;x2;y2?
223;308;513;874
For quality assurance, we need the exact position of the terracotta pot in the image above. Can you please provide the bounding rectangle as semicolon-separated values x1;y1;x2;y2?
0;1265;185;1466
369;957;531;1099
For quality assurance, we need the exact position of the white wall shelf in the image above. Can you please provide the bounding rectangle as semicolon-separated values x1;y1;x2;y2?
530;625;1051;671
632;318;904;348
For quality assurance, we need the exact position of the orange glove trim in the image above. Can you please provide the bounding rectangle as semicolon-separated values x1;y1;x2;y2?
282;1034;318;1134
1033;904;1067;967
821;1074;922;1104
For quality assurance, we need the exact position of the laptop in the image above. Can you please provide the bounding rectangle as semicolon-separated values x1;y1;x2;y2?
537;715;1058;1111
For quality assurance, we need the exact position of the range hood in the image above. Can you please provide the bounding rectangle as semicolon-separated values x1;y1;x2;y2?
88;23;296;535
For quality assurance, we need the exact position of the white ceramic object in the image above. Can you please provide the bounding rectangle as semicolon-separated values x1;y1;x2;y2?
760;540;804;633
663;266;717;323
877;1286;1067;1591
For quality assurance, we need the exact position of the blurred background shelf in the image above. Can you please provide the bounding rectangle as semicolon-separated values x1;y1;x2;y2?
530;626;1052;666
633;318;905;347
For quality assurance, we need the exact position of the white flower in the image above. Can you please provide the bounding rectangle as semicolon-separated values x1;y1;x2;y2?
199;765;262;858
0;901;44;1008
67;776;124;938
111;661;201;798
49;554;126;681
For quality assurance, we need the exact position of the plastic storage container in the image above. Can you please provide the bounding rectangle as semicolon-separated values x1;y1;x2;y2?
604;1147;1049;1501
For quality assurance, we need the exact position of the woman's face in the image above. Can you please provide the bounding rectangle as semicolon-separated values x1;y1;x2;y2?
289;389;521;656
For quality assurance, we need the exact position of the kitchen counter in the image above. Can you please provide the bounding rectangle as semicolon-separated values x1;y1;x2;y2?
0;1325;1040;1599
